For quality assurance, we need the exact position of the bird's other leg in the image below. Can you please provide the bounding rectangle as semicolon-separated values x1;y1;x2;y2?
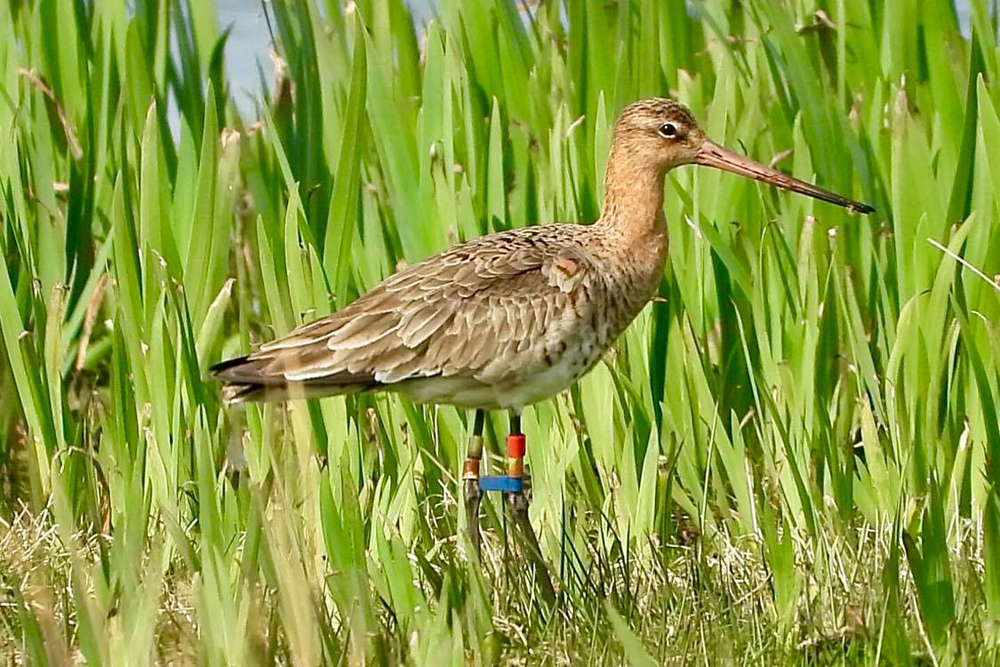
504;411;556;603
462;409;486;557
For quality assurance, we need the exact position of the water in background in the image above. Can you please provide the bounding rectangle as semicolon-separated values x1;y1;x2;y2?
218;0;974;119
219;0;434;116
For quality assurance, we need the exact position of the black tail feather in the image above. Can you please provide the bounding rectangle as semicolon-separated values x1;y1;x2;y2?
210;354;382;403
209;355;252;378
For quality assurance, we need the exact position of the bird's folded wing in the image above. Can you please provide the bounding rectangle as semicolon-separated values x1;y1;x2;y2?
211;229;595;388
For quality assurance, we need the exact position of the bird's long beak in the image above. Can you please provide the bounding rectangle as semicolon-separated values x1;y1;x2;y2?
695;140;874;214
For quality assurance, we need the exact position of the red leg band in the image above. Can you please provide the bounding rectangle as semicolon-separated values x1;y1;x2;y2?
507;434;526;458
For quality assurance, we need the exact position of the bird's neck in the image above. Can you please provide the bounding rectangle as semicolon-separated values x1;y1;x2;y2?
596;150;668;249
591;151;670;305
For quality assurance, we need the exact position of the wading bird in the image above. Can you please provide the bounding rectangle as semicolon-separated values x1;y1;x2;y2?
211;98;872;587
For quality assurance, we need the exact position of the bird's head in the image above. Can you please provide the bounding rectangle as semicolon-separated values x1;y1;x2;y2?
611;97;874;214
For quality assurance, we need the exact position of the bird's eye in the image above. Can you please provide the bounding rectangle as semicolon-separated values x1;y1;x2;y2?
659;123;679;139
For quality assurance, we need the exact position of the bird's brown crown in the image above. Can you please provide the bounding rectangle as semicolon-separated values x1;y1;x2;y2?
616;98;698;130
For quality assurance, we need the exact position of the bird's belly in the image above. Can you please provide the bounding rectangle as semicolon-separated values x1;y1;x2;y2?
397;344;604;410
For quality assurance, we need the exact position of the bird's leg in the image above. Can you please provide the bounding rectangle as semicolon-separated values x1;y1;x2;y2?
504;412;556;603
462;409;486;557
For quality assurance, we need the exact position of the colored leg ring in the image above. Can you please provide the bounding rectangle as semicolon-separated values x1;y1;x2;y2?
478;432;527;493
463;435;484;480
479;476;524;493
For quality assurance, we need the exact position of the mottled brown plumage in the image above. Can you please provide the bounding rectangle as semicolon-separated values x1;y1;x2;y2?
212;98;872;408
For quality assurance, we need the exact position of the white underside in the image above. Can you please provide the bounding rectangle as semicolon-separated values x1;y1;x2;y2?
396;351;596;410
